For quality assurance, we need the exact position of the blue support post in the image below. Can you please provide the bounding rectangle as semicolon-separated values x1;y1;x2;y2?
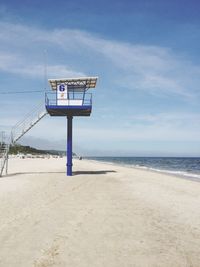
67;116;73;176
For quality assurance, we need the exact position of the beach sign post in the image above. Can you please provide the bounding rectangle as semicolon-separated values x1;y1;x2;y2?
45;77;98;176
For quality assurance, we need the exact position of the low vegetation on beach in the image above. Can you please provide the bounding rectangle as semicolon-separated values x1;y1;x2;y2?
7;144;64;156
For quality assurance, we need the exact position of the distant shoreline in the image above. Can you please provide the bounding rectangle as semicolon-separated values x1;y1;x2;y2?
85;156;200;182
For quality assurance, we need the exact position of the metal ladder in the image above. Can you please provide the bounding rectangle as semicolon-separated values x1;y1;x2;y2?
0;142;9;177
0;102;47;176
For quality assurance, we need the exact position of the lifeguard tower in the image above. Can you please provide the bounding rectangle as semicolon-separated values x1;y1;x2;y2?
45;77;98;176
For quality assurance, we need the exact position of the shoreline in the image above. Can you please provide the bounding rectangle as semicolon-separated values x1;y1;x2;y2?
85;157;200;183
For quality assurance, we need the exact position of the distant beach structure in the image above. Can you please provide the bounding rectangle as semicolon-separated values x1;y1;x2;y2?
46;77;98;176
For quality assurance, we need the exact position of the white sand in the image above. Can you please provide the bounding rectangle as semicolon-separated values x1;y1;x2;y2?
0;157;200;267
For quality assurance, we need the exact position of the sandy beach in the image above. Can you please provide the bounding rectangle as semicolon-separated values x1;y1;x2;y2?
0;157;200;267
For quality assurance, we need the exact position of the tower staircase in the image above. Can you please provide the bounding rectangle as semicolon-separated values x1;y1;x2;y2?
11;102;47;144
0;142;9;177
0;102;47;176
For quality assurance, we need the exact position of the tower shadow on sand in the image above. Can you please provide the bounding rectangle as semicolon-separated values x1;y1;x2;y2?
73;170;117;175
4;170;116;177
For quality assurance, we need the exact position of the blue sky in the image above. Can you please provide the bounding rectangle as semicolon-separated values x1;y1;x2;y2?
0;0;200;156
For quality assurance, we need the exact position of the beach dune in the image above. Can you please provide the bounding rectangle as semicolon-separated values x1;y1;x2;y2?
0;157;200;266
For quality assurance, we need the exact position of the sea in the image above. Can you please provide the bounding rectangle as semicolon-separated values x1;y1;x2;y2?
86;157;200;181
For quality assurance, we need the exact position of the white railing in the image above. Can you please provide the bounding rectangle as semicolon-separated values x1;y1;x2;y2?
45;92;92;106
0;102;47;176
11;102;47;144
0;143;9;176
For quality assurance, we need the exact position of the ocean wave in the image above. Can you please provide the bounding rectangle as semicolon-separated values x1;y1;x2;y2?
86;157;200;181
132;165;200;180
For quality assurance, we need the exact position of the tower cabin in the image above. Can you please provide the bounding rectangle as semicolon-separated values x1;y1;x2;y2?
45;77;98;117
45;77;98;176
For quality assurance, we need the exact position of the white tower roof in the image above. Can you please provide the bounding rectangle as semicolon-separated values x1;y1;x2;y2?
48;77;98;91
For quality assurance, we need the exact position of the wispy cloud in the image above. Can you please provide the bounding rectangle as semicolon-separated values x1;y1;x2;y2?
131;112;200;125
55;30;200;98
0;51;85;78
71;111;200;144
0;22;200;98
